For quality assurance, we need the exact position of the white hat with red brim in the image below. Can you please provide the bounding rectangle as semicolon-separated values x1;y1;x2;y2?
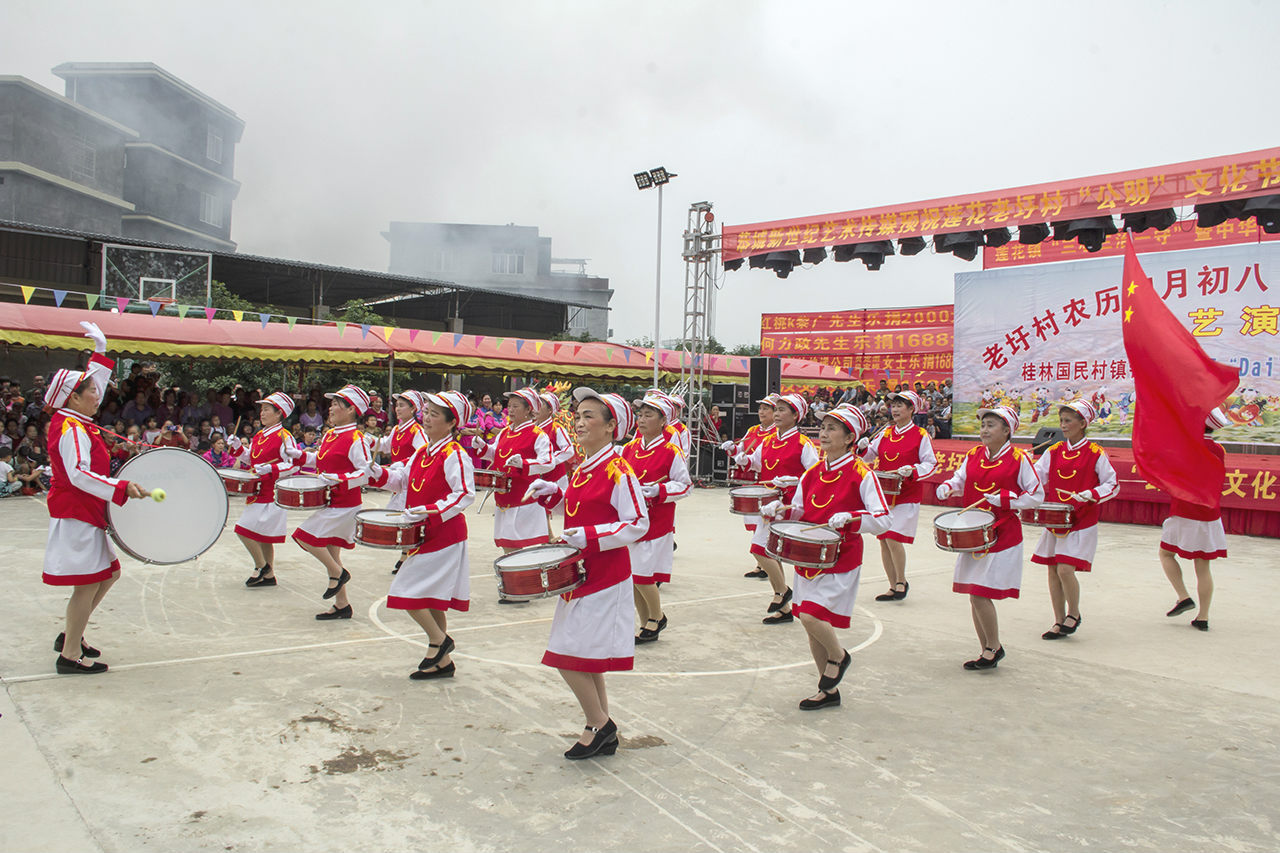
889;390;923;410
44;368;85;411
1205;407;1232;431
823;405;868;438
426;390;474;426
392;389;427;412
977;404;1021;434
573;387;636;441
638;393;675;422
755;393;780;407
776;393;809;421
325;384;371;415
504;387;542;412
258;391;296;418
1060;398;1097;427
539;391;561;414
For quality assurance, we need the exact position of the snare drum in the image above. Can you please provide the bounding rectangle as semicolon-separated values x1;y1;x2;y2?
274;475;330;510
219;468;260;496
474;468;512;493
1020;502;1074;532
765;521;843;569
874;470;905;497
729;485;780;515
107;447;228;565
933;508;998;553
493;544;585;600
354;509;427;549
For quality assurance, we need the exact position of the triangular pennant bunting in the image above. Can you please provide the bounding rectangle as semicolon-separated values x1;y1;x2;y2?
645;350;653;364
116;297;129;312
336;321;347;337
205;307;216;323
259;312;271;328
286;316;297;330
432;331;444;345
19;286;34;304
534;341;544;355
85;293;99;310
408;329;419;343
382;326;393;341
453;334;464;347
515;340;524;354
52;289;67;307
177;304;190;319
474;336;485;347
495;338;505;349
231;310;243;323
552;344;561;357
360;323;371;339
623;349;631;362
605;347;614;360
149;300;161;316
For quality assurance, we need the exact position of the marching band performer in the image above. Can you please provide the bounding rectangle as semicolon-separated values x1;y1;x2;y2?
935;405;1043;670
722;393;779;579
229;392;300;588
863;390;936;602
622;392;692;643
662;392;691;458
1158;407;1232;631
734;393;820;623
291;384;382;620
536;390;577;515
525;388;649;759
382;391;476;679
761;406;889;709
44;321;154;675
1031;399;1117;639
376;390;429;574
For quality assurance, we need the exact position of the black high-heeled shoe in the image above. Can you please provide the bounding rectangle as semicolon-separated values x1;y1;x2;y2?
323;568;351;600
418;635;455;670
564;719;618;760
409;662;456;680
315;604;353;620
893;581;909;600
818;650;851;691
798;689;840;710
54;633;101;658
1060;614;1082;634
767;586;793;613
963;646;1004;670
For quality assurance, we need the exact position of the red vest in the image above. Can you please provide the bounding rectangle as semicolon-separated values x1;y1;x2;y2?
406;440;468;552
1170;438;1224;521
317;425;366;508
492;422;545;509
795;456;871;575
48;412;120;528
621;436;681;541
564;451;635;599
873;424;928;503
388;422;425;464
733;424;768;481
1041;440;1107;530
960;445;1026;551
246;426;290;505
760;429;813;502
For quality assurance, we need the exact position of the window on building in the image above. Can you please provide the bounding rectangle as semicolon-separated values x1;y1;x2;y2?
199;191;224;227
491;249;524;275
206;125;223;164
431;250;456;273
69;134;96;183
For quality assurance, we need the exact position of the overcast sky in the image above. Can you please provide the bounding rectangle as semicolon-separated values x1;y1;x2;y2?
6;1;1278;347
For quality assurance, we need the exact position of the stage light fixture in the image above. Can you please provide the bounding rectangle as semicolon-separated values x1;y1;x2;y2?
634;171;653;190
748;253;769;269
722;257;744;272
649;167;673;185
765;250;801;279
832;243;858;262
1018;223;1050;244
935;231;983;262
852;240;895;271
802;247;828;265
1123;208;1178;233
983;228;1011;248
898;236;927;256
1066;217;1118;252
1194;200;1245;228
1243;195;1280;234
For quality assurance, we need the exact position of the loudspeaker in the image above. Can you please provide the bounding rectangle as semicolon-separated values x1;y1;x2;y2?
749;357;781;404
731;407;756;441
710;383;737;406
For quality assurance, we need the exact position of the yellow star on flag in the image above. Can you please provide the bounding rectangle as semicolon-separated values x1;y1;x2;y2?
1124;307;1134;323
1127;281;1138;295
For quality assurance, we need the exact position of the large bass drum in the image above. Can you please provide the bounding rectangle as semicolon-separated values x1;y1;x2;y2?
107;447;229;565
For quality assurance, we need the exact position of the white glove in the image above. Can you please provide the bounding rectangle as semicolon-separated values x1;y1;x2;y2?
984;492;1004;508
640;483;661;499
1066;491;1092;503
79;321;106;354
318;472;343;485
252;463;273;476
719;440;736;452
771;475;799;489
228;435;243;452
387;461;407;473
369;461;384;481
935;484;952;500
828;511;854;529
759;500;784;519
522;478;560;502
281;444;303;461
401;505;434;521
857;437;870;453
561;527;588;549
733;453;750;467
895;465;915;477
504;455;526;470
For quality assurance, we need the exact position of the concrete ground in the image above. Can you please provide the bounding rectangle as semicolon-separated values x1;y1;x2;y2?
1;487;1277;853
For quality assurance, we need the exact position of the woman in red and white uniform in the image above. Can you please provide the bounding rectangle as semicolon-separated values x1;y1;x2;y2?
722;394;779;579
734;393;821;623
761;406;889;709
525;388;649;759
863;390;936;602
1158;407;1232;631
376;390;428;574
382;391;476;679
43;321;154;675
536;390;577;513
292;384;381;620
229;392;299;588
1032;399;1117;639
622;392;692;643
935;405;1043;670
661;392;691;459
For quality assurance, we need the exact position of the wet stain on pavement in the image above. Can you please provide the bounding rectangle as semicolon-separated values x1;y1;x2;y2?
311;746;414;775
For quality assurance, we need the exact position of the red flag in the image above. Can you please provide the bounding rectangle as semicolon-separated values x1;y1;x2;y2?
1121;233;1238;507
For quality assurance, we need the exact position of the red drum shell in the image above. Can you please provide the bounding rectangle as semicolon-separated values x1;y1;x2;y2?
932;509;997;553
729;486;780;515
494;545;585;600
874;470;905;496
219;469;260;496
354;510;427;549
1020;502;1074;531
765;522;843;569
474;468;512;493
274;476;330;510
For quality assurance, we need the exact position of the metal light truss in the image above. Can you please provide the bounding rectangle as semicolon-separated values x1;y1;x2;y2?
678;201;719;480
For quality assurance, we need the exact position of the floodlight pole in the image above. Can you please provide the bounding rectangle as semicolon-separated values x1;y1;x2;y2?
653;182;663;389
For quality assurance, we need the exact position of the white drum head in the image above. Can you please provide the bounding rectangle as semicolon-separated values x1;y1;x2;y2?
277;475;327;491
357;509;407;524
108;448;228;564
770;521;841;542
936;509;994;530
219;469;257;482
1038;502;1072;512
732;486;777;497
496;544;580;569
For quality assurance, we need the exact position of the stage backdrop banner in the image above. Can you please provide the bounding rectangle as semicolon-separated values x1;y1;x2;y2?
761;305;952;386
953;242;1278;441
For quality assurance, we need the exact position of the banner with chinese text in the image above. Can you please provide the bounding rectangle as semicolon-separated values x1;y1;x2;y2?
953;243;1278;440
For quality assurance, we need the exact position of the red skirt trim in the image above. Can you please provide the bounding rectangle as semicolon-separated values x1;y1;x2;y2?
1159;542;1227;561
749;543;769;557
794;600;851;629
495;534;550;549
1030;553;1092;572
744;522;757;532
953;582;1020;600
541;651;634;673
42;560;121;587
877;530;915;544
234;525;286;544
632;572;670;586
386;595;470;612
292;529;355;550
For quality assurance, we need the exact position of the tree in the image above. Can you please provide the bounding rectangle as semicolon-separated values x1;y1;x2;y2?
729;343;761;357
